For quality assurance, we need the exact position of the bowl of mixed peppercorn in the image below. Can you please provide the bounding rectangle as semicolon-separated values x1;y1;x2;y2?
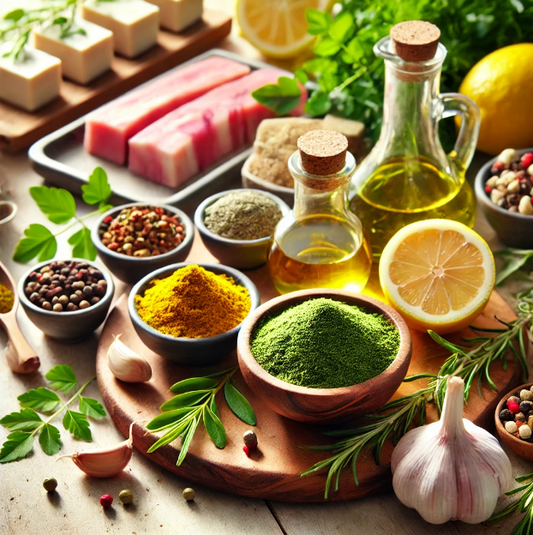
475;148;533;248
92;204;194;284
18;259;114;341
495;383;533;461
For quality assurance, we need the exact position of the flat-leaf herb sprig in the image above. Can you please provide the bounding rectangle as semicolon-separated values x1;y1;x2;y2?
146;367;256;465
0;365;106;463
13;167;112;263
302;287;533;499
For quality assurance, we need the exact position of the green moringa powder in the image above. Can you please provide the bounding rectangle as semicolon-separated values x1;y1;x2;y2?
250;298;400;389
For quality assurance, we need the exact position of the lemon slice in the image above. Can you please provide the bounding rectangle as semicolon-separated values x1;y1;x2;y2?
236;0;331;59
379;220;495;334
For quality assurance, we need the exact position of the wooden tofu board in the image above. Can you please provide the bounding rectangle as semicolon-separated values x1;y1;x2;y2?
95;238;522;503
0;9;231;153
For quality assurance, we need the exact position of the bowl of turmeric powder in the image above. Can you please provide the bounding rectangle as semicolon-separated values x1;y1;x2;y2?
129;263;260;364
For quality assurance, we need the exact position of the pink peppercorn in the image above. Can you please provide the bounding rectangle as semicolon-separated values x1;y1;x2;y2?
507;400;520;413
100;494;113;508
485;185;493;194
243;445;250;457
516;421;524;429
521;152;533;169
491;161;505;173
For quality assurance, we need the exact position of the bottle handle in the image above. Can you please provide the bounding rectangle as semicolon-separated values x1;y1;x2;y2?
437;93;481;174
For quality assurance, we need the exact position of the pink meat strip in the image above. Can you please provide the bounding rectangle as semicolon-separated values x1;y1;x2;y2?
128;69;306;187
84;57;251;165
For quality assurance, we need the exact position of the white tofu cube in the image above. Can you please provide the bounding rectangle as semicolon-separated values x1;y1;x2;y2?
0;44;61;111
81;0;159;59
32;18;113;85
145;0;202;33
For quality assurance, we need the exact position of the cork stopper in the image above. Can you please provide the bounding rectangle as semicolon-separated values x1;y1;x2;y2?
390;21;440;62
297;130;348;176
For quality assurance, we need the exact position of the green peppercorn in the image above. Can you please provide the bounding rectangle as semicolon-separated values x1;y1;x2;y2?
182;487;195;501
43;478;57;492
118;489;133;504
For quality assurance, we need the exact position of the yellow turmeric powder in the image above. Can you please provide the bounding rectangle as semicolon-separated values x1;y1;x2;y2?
135;265;251;338
0;284;14;314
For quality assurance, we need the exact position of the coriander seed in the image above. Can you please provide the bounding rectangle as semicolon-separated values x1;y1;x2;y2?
118;489;133;504
182;488;195;501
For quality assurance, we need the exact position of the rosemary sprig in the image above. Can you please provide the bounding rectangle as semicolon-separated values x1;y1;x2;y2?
303;287;533;499
146;367;256;466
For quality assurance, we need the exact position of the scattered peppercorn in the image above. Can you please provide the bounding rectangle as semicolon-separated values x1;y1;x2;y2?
182;488;195;501
499;409;514;422
99;206;185;257
503;387;533;442
100;494;113;508
43;478;57;492
521;401;532;414
24;261;107;313
243;445;250;457
118;489;133;505
243;430;258;450
521;389;533;401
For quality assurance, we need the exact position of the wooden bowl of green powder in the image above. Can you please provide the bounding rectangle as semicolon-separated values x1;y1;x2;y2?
237;289;412;424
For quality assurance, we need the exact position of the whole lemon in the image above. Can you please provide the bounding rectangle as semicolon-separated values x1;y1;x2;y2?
459;43;533;155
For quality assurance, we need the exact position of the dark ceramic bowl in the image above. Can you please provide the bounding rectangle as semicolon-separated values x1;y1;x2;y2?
237;289;412;424
128;263;261;365
495;383;533;461
194;189;290;270
18;259;115;341
475;148;533;248
92;203;194;285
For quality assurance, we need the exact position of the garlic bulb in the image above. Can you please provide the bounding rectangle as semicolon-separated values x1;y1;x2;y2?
107;334;152;382
391;376;512;524
59;423;134;478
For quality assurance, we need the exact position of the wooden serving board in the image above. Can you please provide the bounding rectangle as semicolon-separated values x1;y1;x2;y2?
95;238;523;502
0;9;231;153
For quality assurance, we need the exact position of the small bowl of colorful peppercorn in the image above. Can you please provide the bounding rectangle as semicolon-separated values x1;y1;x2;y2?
495;383;533;461
475;148;533;248
18;259;115;341
194;189;290;270
237;289;412;425
129;263;261;365
92;203;194;285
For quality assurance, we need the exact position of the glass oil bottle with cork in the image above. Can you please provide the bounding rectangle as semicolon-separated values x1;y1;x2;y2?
268;130;372;294
350;21;481;256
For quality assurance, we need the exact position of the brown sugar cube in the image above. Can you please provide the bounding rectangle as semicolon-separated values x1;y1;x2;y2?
297;130;348;176
390;21;440;62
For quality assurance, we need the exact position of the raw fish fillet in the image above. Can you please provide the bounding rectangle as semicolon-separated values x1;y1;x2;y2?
84;57;251;164
128;69;307;187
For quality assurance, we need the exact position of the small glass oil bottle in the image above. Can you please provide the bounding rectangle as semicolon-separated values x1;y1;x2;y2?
268;130;372;294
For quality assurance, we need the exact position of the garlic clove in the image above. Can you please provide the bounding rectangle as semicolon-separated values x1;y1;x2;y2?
107;334;152;383
58;423;134;478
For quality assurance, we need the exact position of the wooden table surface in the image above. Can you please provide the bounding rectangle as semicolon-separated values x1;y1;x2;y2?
1;2;531;534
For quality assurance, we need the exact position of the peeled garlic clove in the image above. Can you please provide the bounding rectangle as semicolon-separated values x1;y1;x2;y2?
107;334;152;383
58;423;134;478
391;377;512;525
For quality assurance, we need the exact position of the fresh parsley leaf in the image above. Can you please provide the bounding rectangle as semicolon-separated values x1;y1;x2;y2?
0;409;42;432
18;388;60;413
306;9;330;35
4;9;24;21
203;407;226;449
0;432;34;463
328;11;354;43
82;167;112;206
39;423;61;455
313;38;342;57
12;224;57;263
53;16;68;25
63;410;91;441
68;227;97;260
224;382;256;426
78;397;106;419
305;91;332;117
252;76;302;116
46;365;78;394
29;186;76;224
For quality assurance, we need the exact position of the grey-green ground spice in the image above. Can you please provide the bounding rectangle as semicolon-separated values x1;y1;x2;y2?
204;191;282;240
250;298;400;388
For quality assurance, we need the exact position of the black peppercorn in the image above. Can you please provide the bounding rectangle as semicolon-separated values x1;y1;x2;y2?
520;401;532;414
499;409;514;422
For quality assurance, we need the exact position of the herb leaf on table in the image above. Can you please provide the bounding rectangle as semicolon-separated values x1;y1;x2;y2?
495;249;533;286
146;367;256;465
13;224;57;264
0;365;106;462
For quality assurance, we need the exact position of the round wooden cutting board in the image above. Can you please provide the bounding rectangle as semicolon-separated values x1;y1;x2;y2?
96;238;522;503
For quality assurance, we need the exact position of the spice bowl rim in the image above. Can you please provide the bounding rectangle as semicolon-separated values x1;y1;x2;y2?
18;257;115;317
494;382;533;459
194;188;291;246
237;289;412;424
91;202;194;263
128;262;261;345
0;200;17;226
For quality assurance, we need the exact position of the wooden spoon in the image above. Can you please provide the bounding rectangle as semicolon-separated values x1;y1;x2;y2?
0;262;40;373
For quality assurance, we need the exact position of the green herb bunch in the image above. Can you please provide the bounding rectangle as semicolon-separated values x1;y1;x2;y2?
13;167;112;263
146;367;256;465
302;287;533;499
0;365;106;463
495;248;533;286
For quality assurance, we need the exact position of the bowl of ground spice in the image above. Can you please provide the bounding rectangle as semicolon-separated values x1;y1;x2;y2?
195;189;289;270
237;289;412;424
129;263;260;364
92;203;194;284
